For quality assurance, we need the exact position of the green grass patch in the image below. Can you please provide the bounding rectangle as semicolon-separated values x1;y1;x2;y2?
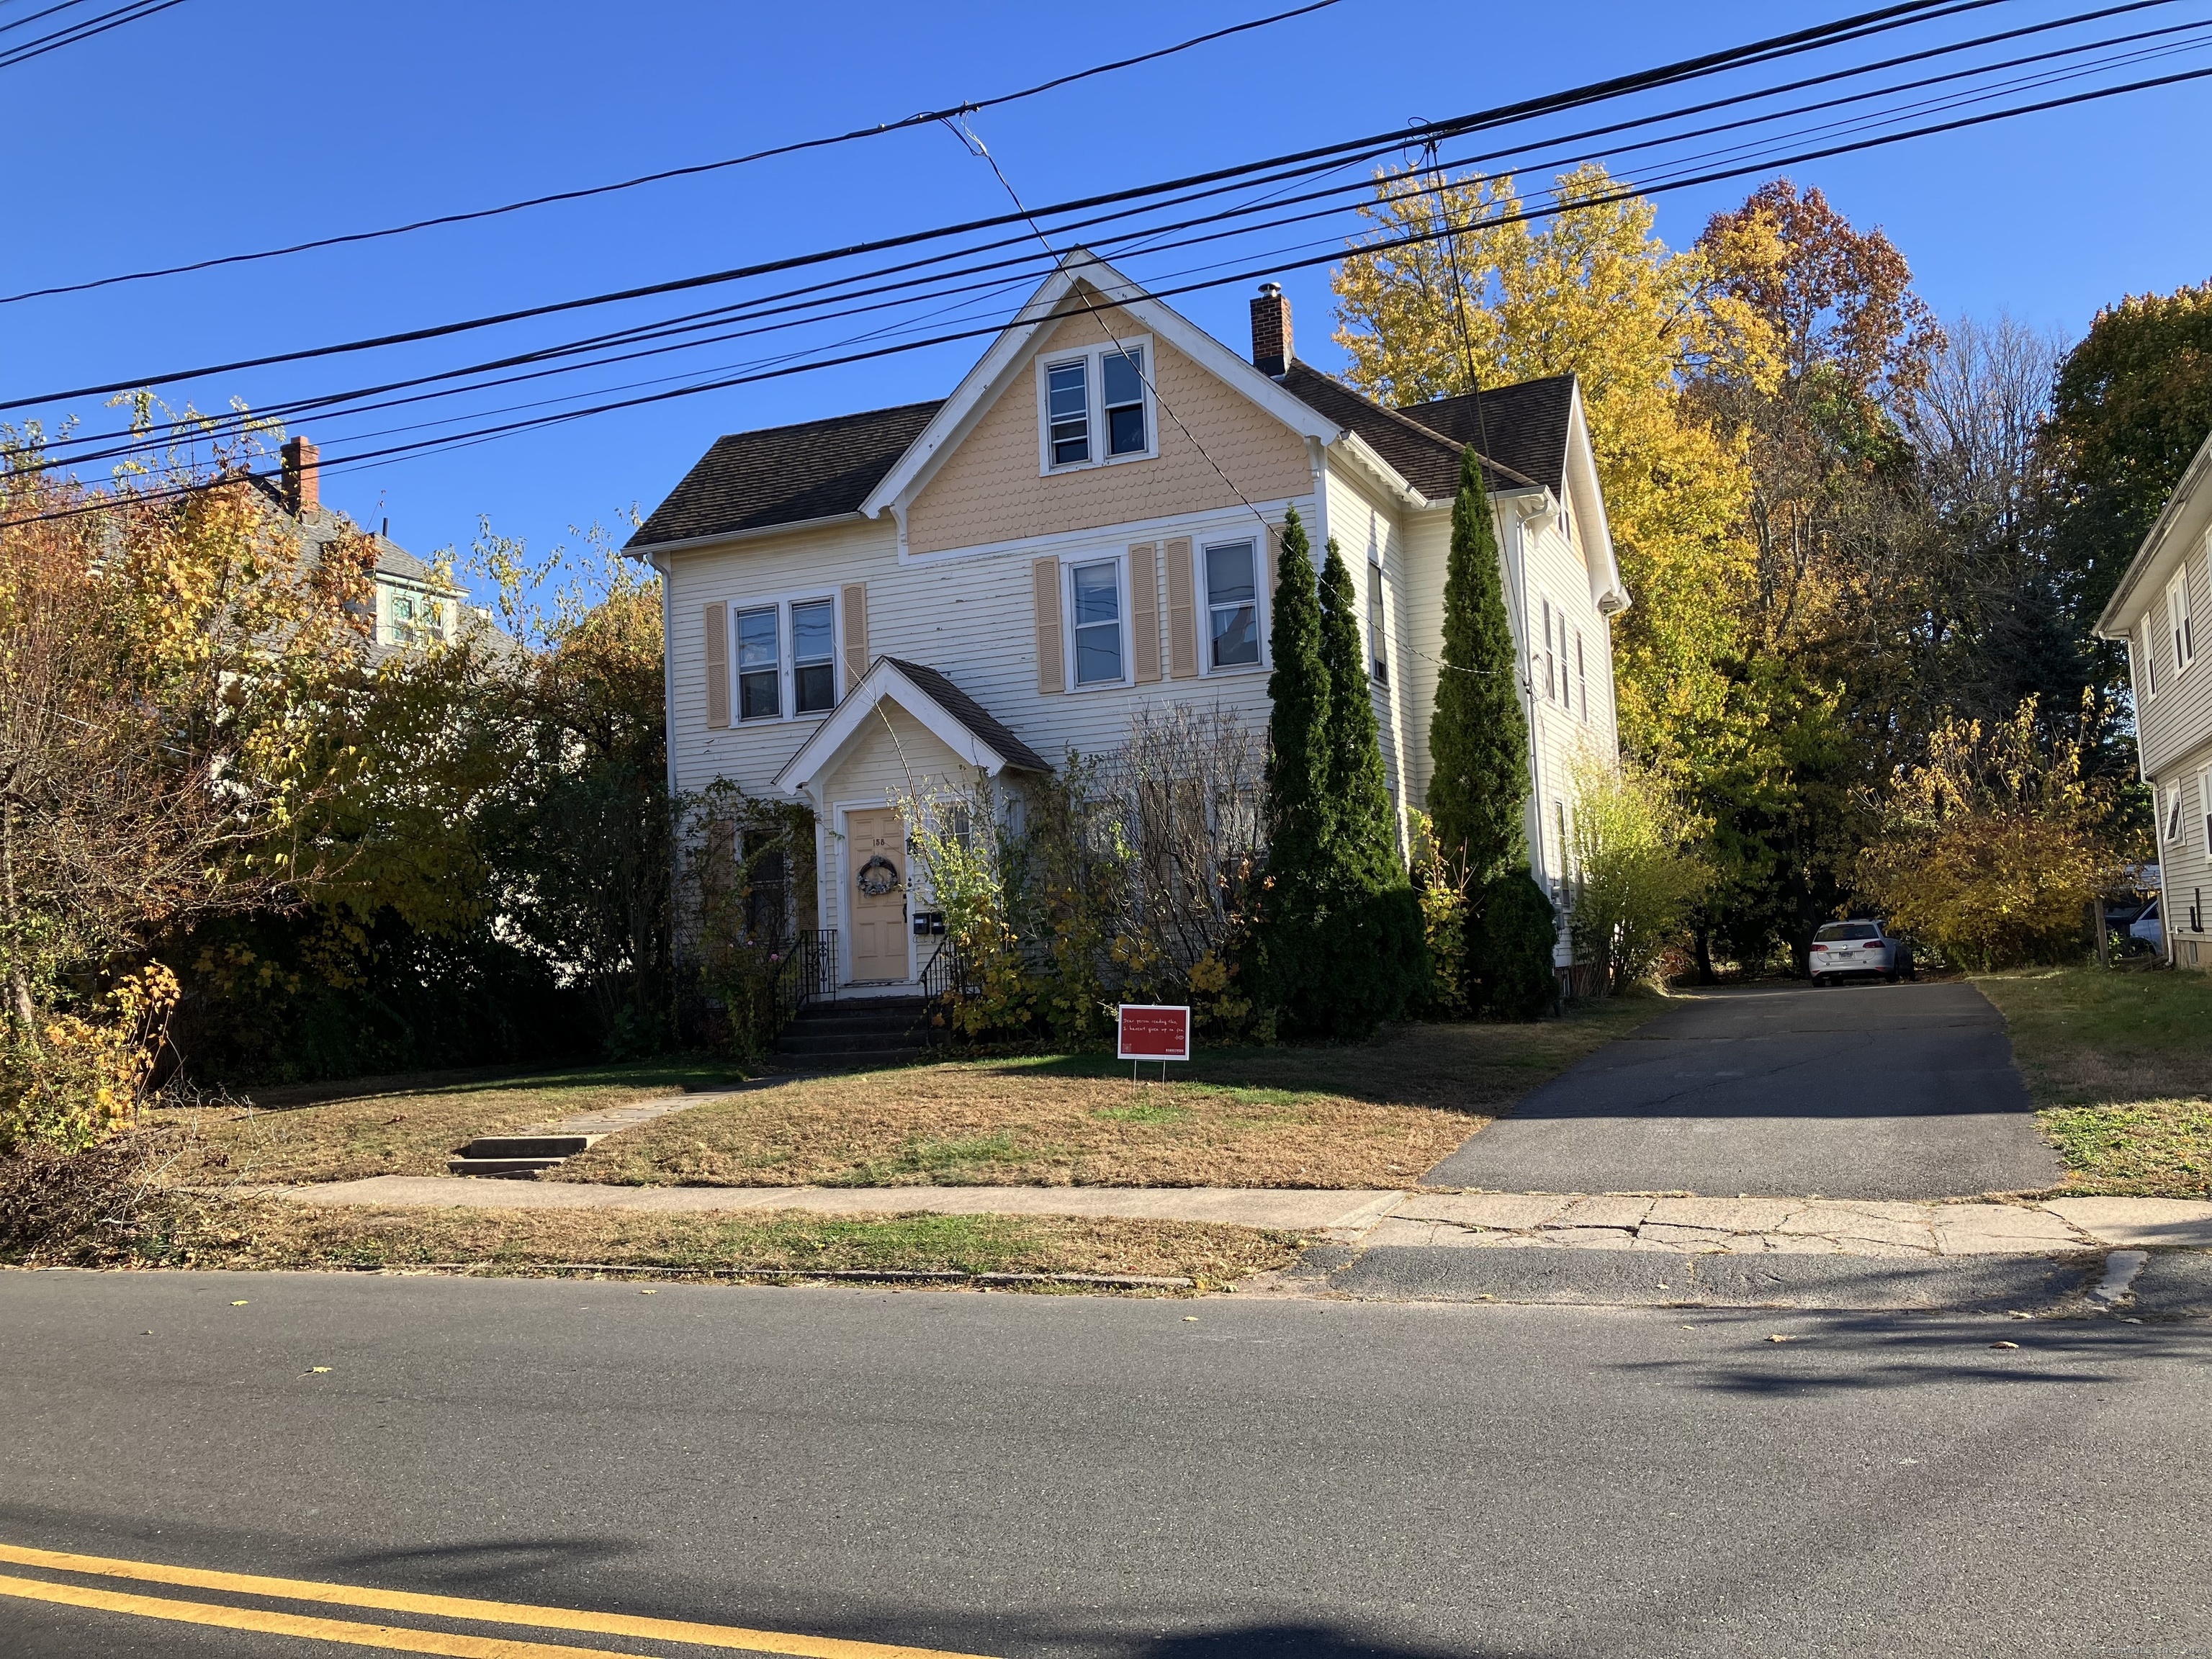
1977;966;2212;1197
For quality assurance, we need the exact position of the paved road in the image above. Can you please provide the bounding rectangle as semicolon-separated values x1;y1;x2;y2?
1424;980;2062;1200
6;1272;2212;1658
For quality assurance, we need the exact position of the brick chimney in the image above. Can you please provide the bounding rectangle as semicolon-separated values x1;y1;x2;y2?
281;436;320;516
1250;282;1290;377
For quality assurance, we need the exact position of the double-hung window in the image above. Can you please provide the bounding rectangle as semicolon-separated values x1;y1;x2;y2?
2164;783;2185;845
1103;346;1146;457
1367;558;1388;684
2170;570;2197;675
1047;361;1090;467
1070;559;1124;685
1575;629;1587;719
2141;611;2161;698
1040;337;1154;471
736;606;781;719
2200;766;2212;858
1539;598;1557;700
1205;539;1260;670
791;598;837;714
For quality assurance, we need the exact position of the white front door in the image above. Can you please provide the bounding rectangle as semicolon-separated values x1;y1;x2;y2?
845;808;908;982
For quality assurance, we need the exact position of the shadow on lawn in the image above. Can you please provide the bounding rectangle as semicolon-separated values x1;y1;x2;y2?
236;1055;750;1113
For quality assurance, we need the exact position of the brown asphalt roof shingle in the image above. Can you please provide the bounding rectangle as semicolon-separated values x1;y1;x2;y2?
626;400;943;550
1277;362;1538;500
1393;374;1577;495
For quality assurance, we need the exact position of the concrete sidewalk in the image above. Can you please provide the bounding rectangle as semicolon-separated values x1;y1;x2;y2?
262;1174;2212;1256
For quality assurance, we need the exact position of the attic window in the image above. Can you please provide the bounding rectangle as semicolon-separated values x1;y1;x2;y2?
1047;361;1089;466
1104;346;1146;456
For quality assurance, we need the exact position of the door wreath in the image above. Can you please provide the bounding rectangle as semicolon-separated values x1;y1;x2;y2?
855;855;902;897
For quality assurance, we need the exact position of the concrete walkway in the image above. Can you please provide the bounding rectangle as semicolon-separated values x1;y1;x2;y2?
263;1174;2212;1256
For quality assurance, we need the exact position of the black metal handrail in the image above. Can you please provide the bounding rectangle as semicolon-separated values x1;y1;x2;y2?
917;934;973;1043
769;930;837;1037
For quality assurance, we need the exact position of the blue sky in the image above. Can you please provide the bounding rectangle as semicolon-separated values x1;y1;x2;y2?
4;0;2208;583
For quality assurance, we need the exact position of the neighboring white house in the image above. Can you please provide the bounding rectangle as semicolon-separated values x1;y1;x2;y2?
2095;424;2212;971
630;250;1629;992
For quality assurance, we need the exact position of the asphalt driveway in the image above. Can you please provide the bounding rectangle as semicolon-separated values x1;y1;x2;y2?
1424;979;2063;1200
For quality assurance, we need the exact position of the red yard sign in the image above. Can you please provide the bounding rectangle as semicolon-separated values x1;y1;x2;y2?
1117;1004;1192;1062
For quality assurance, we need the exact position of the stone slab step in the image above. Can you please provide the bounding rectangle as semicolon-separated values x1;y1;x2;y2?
457;1133;602;1160
446;1156;569;1178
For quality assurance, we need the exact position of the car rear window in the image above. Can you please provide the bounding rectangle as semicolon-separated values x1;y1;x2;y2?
1815;923;1880;942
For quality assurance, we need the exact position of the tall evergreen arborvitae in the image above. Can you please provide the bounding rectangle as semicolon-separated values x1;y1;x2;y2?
1317;537;1429;1030
1257;508;1334;1028
1317;538;1402;887
1426;446;1530;880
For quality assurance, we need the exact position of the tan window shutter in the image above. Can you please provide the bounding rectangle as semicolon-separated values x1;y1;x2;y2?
703;601;729;729
1164;536;1197;680
1129;541;1161;683
840;583;869;685
1032;556;1064;693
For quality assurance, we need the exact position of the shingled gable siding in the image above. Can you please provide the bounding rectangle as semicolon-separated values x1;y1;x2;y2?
905;300;1313;558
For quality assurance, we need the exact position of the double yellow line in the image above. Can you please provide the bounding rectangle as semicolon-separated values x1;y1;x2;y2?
0;1542;994;1658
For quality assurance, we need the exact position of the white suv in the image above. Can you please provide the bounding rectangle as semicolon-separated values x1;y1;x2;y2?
1809;920;1915;986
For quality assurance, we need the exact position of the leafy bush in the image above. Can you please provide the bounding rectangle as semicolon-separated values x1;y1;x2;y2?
1569;754;1712;992
1858;693;2126;971
0;965;177;1153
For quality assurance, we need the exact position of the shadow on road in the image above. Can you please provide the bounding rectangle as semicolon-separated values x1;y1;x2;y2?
1611;1310;2212;1398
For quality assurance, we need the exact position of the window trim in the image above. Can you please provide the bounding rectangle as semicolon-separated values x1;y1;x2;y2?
1061;552;1131;691
1575;628;1587;720
2200;765;2212;861
2141;609;2161;699
2170;568;2197;675
1367;552;1388;685
1035;333;1158;475
723;588;844;724
1198;534;1268;678
2164;781;2185;844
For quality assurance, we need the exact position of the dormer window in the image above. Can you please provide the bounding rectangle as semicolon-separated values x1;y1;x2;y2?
1038;336;1156;472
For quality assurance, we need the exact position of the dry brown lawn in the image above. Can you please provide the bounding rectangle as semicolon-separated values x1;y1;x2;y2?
145;1058;750;1187
15;1182;1294;1288
559;1001;1655;1190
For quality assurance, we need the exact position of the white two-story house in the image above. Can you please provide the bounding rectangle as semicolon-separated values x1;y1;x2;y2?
631;251;1629;992
2097;424;2212;970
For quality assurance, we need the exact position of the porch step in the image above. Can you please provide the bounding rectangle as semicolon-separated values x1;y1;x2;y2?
779;996;933;1064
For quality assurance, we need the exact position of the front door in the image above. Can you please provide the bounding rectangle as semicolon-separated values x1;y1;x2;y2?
845;808;908;983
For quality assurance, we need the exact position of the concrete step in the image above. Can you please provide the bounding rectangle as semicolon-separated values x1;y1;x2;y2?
446;1156;570;1178
457;1133;601;1160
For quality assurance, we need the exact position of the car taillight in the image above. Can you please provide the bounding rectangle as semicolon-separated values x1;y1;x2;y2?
1810;943;1827;951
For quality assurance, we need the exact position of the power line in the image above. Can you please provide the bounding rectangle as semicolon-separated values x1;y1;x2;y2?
0;0;1346;307
17;6;2194;473
0;0;2005;410
15;4;2205;478
17;49;2211;530
0;0;188;71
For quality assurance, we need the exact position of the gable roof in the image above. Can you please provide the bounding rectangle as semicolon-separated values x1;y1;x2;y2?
880;657;1050;773
772;656;1049;793
628;400;943;552
1277;362;1534;500
859;250;1338;517
2095;423;2212;637
1395;375;1578;495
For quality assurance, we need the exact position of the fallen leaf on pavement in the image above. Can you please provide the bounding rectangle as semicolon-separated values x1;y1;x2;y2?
230;1300;248;1307
1766;1334;1792;1344
1182;1316;1199;1322
1991;1341;2020;1350
2006;1310;2031;1320
638;1288;658;1295
305;1367;331;1375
